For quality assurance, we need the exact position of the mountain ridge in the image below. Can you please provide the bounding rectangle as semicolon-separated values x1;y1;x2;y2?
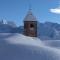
0;21;60;40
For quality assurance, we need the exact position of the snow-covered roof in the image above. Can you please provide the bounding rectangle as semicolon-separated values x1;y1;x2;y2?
24;9;37;21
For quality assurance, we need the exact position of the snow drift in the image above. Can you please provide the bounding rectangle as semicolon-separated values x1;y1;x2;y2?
0;33;60;60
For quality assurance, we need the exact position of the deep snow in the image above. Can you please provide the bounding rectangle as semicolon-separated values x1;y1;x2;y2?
0;33;60;60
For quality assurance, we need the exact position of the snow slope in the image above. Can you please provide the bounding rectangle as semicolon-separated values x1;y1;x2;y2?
43;40;60;49
0;33;60;60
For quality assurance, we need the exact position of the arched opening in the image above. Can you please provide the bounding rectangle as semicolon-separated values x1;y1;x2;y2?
30;24;34;31
30;24;34;28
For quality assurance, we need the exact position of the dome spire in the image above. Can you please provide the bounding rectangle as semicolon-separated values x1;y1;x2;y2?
28;0;32;11
24;0;37;21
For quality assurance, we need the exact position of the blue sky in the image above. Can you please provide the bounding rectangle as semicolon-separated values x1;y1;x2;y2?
0;0;60;26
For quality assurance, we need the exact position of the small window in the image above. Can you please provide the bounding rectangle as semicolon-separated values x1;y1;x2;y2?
30;24;34;28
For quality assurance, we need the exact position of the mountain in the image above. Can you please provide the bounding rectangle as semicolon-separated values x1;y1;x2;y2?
0;33;60;60
0;20;17;33
37;22;60;40
0;20;60;40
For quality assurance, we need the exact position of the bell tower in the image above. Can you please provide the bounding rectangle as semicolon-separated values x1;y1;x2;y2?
24;9;37;37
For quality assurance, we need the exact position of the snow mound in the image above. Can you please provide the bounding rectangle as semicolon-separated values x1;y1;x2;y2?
0;33;60;60
6;34;44;47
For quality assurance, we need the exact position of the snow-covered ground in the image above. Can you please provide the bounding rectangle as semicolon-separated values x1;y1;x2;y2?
0;33;60;60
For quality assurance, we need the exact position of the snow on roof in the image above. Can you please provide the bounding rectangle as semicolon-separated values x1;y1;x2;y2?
24;9;37;21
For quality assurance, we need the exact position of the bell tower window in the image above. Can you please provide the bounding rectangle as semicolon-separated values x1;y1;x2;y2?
30;24;34;28
30;24;34;31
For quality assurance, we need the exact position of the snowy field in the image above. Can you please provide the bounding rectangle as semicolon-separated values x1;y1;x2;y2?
0;33;60;60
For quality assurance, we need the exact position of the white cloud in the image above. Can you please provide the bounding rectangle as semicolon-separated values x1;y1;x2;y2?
50;8;60;14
